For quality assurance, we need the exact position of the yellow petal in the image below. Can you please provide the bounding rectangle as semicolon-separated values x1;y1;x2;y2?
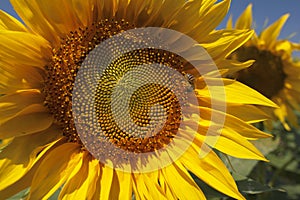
101;0;121;19
188;0;231;41
226;105;270;123
0;10;27;31
157;171;177;200
260;14;289;49
0;138;12;150
0;71;32;94
162;162;206;200
198;0;217;14
0;30;51;67
195;78;278;107
133;172;167;200
91;175;101;200
282;89;300;110
0;104;53;139
180;143;245;200
285;79;300;93
0;63;44;93
105;170;132;200
0;90;43;123
275;40;292;56
199;106;271;139
202;29;254;60
284;62;300;80
99;164;114;199
286;104;298;128
67;0;97;27
0;162;34;199
163;0;228;37
287;89;300;107
156;0;186;27
120;0;173;27
130;0;164;27
0;130;62;191
235;4;253;29
0;138;64;199
59;153;100;200
28;143;82;200
273;98;291;130
31;0;88;36
226;15;233;29
164;0;206;33
217;59;255;75
193;122;267;161
11;0;60;44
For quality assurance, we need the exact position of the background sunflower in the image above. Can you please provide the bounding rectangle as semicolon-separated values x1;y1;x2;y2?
227;4;300;131
217;3;300;200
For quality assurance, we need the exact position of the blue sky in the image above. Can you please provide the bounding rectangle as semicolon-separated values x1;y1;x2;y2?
1;0;300;56
218;0;300;57
218;0;300;42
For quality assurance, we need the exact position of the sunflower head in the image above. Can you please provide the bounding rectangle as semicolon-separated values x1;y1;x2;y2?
227;4;300;130
0;0;279;199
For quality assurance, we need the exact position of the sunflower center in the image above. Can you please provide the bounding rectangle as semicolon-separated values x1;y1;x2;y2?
231;46;286;98
92;49;184;153
43;20;187;153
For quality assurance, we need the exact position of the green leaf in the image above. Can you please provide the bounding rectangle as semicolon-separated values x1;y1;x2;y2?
281;184;300;200
48;187;62;200
7;188;29;200
236;178;285;195
268;151;298;171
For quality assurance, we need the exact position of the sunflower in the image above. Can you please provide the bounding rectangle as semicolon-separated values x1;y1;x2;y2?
0;0;277;199
227;4;300;130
